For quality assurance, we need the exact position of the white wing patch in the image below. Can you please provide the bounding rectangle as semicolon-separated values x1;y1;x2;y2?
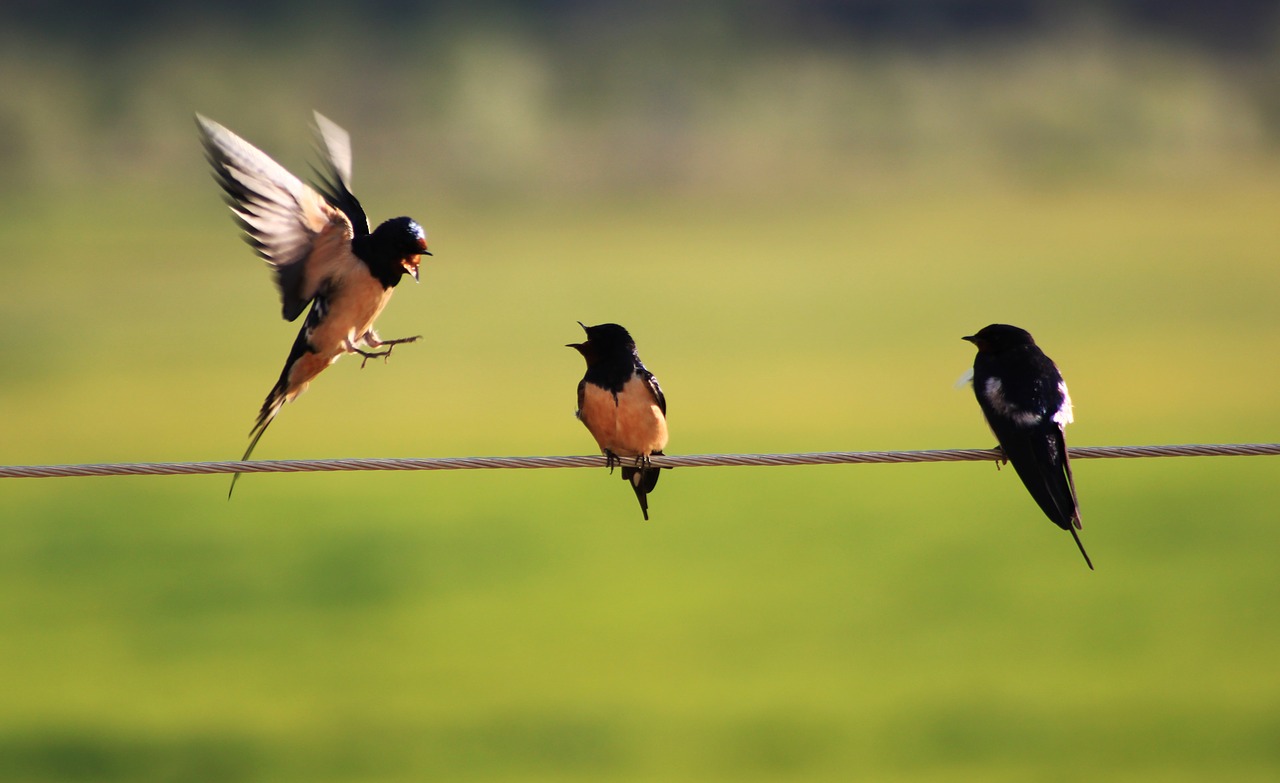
983;377;1043;426
1052;381;1074;427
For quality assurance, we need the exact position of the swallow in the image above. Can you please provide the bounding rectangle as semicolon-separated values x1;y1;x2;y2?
197;112;431;495
568;323;669;520
963;324;1092;569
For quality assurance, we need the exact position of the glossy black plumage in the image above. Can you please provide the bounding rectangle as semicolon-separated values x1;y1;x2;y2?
568;323;669;520
963;324;1092;569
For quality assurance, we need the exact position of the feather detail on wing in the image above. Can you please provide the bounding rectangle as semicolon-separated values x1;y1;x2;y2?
995;421;1079;532
640;369;667;415
310;112;370;236
196;114;360;322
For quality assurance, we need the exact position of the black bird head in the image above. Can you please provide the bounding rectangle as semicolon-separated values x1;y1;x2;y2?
567;322;637;364
963;323;1036;354
360;217;431;285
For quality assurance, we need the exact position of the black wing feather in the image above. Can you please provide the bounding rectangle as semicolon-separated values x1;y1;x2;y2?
311;112;369;236
989;418;1078;531
196;113;343;322
639;368;666;414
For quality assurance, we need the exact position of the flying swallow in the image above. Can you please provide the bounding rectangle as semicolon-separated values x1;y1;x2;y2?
197;112;431;495
963;324;1092;569
568;322;669;519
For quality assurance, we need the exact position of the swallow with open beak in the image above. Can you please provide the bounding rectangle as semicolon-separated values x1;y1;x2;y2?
569;322;669;520
197;112;431;495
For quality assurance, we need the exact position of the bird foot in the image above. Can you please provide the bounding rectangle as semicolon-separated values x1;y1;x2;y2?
992;445;1008;470
356;348;391;368
355;336;421;368
604;451;620;474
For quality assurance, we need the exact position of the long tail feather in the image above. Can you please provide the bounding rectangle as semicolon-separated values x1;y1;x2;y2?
228;388;286;499
229;318;314;498
1069;526;1094;571
622;454;663;521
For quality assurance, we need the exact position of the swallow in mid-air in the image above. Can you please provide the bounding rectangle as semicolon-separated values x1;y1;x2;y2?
197;112;431;494
963;324;1092;569
568;323;669;520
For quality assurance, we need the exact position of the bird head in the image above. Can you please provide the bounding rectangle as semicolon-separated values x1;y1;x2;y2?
567;321;636;364
372;217;431;281
963;323;1035;353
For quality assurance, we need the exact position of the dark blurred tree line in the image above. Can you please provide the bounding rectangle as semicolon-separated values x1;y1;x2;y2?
1;0;1278;194
2;1;1278;54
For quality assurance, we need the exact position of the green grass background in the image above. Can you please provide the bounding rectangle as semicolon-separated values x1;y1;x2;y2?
3;15;1280;781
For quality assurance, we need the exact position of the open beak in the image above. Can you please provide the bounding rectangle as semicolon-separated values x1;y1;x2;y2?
568;323;591;352
402;259;420;282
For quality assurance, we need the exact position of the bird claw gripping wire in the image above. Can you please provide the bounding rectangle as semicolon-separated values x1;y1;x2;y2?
992;445;1009;470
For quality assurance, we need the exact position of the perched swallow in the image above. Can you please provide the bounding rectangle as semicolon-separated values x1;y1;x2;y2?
568;323;669;520
197;112;431;495
963;324;1092;569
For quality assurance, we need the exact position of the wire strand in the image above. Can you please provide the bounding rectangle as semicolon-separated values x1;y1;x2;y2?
1;443;1277;480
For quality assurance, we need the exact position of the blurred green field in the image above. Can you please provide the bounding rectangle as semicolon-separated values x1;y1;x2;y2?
2;161;1279;782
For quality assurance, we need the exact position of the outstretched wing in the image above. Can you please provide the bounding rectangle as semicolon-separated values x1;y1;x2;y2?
310;112;370;236
197;114;359;321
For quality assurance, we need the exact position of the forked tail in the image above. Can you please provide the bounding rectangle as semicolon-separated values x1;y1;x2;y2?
1069;524;1094;571
621;452;664;521
228;386;286;498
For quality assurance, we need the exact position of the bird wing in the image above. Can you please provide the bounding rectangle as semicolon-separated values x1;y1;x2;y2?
991;417;1079;530
639;368;667;415
197;114;360;322
310;112;370;236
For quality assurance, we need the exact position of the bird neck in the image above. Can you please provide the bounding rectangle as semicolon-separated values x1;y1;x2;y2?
351;234;407;289
585;353;638;392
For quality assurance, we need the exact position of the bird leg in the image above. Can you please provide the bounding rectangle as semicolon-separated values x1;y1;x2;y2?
992;445;1008;470
603;450;620;474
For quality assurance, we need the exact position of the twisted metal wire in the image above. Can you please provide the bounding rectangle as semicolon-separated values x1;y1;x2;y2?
1;443;1277;480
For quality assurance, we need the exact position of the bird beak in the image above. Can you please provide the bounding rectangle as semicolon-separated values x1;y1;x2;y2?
961;335;976;343
577;321;588;333
566;342;584;352
402;258;420;282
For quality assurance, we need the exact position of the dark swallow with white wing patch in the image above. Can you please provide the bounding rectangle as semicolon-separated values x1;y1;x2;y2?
197;112;431;495
569;323;669;520
963;324;1092;569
